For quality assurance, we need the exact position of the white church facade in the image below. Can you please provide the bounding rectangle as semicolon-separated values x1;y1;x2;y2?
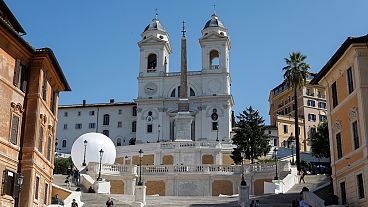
56;13;234;153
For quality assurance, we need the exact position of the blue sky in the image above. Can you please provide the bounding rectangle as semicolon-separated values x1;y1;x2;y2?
7;0;368;124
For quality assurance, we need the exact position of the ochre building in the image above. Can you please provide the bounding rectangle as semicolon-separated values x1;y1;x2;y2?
0;1;70;207
312;35;368;206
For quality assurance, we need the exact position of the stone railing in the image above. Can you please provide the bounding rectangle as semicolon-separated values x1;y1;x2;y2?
160;141;220;149
88;162;137;175
140;165;241;175
88;161;290;176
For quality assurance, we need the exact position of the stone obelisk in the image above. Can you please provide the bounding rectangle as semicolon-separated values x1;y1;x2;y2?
175;21;193;141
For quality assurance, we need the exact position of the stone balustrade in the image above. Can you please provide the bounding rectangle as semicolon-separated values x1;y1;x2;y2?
160;141;220;149
87;161;290;176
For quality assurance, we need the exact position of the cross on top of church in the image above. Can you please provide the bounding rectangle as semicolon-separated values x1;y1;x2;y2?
154;8;158;19
212;4;216;15
181;21;186;37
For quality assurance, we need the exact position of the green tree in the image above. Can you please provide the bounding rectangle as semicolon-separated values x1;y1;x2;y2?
54;156;73;174
231;106;271;164
283;52;310;171
311;121;330;158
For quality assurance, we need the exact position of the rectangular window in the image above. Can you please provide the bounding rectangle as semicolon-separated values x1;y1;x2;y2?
89;123;95;129
283;125;288;134
38;127;44;153
336;133;343;159
118;109;122;115
64;112;68;117
352;121;359;150
75;123;82;129
147;124;153;133
308;114;316;122
307;100;315;107
1;170;15;196
340;182;347;204
319;115;327;122
50;90;57;114
318;102;327;109
306;88;310;96
332;82;338;108
44;183;49;204
132;121;136;132
357;173;365;199
89;110;95;116
10;115;20;145
35;176;40;200
117;121;122;128
42;73;48;101
212;122;218;130
103;114;110;126
47;136;52;160
132;106;137;116
347;67;354;94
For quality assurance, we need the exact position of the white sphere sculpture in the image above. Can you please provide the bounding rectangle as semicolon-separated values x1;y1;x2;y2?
71;133;116;171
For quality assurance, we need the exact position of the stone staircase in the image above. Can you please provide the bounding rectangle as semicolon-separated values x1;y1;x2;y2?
287;174;330;193
81;193;131;207
250;193;300;207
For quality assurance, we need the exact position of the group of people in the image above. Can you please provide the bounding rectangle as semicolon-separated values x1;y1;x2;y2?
65;168;80;190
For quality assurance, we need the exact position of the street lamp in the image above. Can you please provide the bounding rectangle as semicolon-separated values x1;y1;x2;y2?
97;149;104;181
137;149;144;186
274;148;278;180
157;125;161;142
15;173;24;207
125;155;129;165
82;140;88;166
240;149;246;186
216;123;219;142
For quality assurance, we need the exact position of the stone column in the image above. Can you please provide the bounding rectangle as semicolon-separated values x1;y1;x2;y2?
238;185;250;207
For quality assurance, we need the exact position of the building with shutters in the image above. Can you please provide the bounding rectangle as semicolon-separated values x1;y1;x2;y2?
0;1;70;206
311;35;368;206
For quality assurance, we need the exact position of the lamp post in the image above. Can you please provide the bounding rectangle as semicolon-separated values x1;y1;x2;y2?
97;149;104;181
240;149;247;186
137;149;144;186
82;140;88;166
274;148;278;180
216;123;219;142
157;125;161;142
125;155;129;165
291;142;295;165
14;173;24;207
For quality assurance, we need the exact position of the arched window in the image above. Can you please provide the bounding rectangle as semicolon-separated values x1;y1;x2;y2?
190;88;195;96
62;140;67;148
170;88;176;97
117;138;122;146
210;50;220;69
147;53;157;72
103;114;110;125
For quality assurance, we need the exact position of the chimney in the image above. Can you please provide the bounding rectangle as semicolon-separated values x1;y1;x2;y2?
83;99;86;106
110;99;115;103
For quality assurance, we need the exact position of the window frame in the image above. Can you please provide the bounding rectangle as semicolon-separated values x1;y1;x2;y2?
357;173;365;199
352;121;359;150
103;114;110;126
347;67;354;94
34;176;40;200
147;124;153;133
340;181;347;204
132;121;136;132
336;132;343;159
331;81;338;108
9;114;20;145
283;125;288;134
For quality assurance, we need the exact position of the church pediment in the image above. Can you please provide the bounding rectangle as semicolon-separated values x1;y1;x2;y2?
199;32;228;41
138;36;166;45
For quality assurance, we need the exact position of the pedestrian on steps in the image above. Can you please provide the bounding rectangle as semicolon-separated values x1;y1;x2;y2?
71;199;78;207
106;197;114;207
299;168;306;183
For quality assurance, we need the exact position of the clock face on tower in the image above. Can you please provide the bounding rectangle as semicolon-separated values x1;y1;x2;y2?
144;82;158;95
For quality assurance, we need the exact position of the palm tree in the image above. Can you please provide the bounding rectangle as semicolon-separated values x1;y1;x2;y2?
283;52;310;172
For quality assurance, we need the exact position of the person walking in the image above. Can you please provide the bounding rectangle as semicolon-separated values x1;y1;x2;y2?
71;199;78;207
106;197;114;207
299;168;306;183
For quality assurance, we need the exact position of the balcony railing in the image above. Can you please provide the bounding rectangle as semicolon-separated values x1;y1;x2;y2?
87;161;290;176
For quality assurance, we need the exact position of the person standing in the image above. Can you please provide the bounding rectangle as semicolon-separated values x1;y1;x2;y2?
299;168;306;183
71;199;78;207
106;197;114;207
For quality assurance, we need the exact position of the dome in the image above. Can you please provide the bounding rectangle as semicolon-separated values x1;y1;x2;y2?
144;18;166;33
203;14;225;30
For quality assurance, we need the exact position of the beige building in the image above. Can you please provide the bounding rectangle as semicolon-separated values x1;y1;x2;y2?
269;75;327;151
0;2;70;207
311;35;368;206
